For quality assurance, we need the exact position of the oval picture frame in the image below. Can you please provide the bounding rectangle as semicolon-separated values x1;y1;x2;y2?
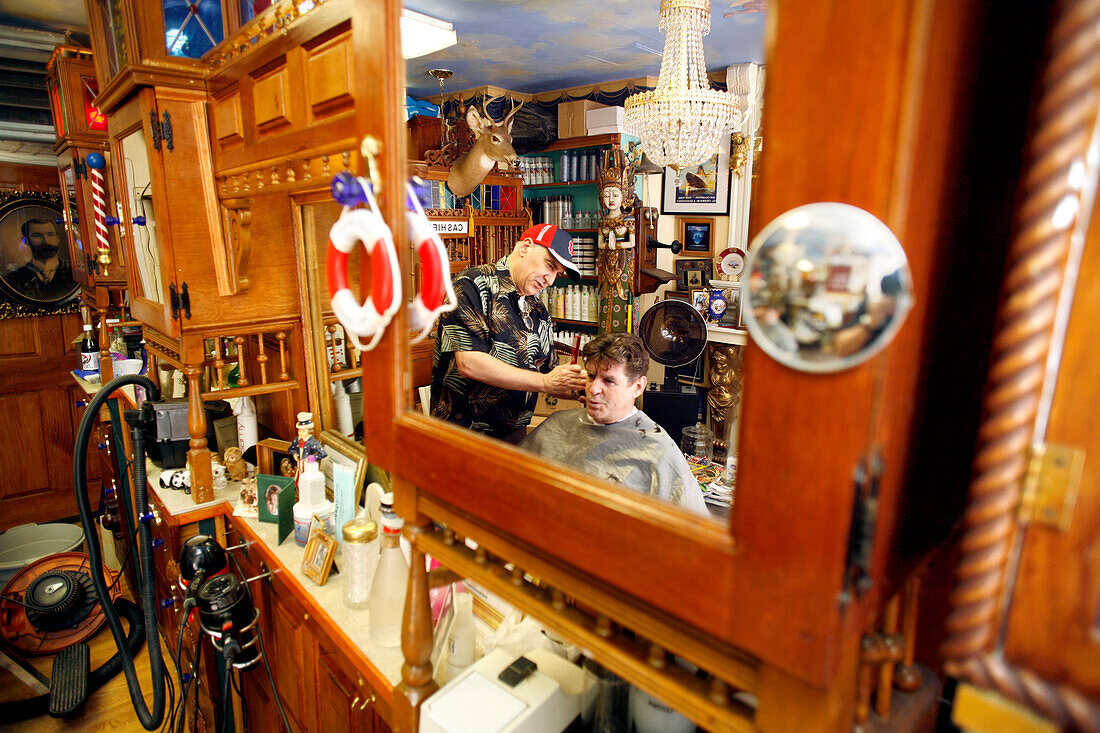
0;192;79;312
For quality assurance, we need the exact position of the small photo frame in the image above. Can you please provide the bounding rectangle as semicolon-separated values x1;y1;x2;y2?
675;258;713;291
301;518;337;586
664;289;690;303
680;217;715;255
257;474;295;544
689;288;708;313
660;139;732;215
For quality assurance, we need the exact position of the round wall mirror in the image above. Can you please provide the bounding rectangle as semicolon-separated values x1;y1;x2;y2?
742;202;913;373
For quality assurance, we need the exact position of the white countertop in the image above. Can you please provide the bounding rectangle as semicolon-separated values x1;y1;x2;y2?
148;465;404;687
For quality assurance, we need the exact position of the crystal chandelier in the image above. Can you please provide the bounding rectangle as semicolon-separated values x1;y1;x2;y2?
625;0;742;171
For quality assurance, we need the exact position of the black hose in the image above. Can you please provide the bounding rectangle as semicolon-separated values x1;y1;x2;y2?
73;373;166;730
0;598;146;722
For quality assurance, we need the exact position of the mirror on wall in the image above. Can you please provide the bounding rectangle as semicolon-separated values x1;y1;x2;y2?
120;125;163;304
396;0;769;523
296;193;366;438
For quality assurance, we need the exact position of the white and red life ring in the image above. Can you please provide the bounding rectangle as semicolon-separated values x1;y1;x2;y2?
405;182;456;343
327;192;401;352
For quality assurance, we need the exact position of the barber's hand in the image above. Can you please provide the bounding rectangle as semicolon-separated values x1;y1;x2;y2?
542;364;586;397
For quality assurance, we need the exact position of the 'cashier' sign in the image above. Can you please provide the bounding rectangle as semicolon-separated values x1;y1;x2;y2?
431;220;469;236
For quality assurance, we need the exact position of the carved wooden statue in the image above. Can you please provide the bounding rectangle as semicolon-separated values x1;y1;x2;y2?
596;147;636;332
707;343;744;465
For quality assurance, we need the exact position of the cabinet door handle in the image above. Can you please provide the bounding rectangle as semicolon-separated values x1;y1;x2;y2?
358;693;375;711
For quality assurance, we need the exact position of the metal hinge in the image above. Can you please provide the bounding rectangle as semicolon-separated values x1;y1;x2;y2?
1019;442;1084;531
150;110;174;152
73;156;87;179
169;282;192;320
839;450;883;609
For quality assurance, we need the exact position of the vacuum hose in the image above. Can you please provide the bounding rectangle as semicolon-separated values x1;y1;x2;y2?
73;374;166;731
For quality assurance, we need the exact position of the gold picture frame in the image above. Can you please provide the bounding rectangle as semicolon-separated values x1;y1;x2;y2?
301;516;337;586
319;429;368;505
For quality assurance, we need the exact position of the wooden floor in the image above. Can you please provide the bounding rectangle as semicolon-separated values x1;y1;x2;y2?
0;582;182;733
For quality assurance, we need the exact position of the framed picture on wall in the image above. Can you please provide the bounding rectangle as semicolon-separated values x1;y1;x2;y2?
675;258;714;291
660;138;732;215
680;217;715;255
0;192;79;315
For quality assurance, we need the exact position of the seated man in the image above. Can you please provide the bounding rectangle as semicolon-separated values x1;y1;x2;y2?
521;333;709;516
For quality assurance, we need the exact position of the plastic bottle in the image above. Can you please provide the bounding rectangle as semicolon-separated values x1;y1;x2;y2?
235;396;258;463
333;380;354;438
581;286;590;322
342;518;378;611
445;592;476;683
369;496;408;647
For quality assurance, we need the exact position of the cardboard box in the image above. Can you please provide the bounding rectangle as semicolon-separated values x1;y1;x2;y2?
585;105;624;130
557;100;607;139
586;124;626;136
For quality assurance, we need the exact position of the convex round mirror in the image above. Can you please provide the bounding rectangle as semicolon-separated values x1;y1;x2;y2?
742;202;913;373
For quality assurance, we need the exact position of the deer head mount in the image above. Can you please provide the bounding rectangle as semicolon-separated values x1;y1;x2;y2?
446;97;523;197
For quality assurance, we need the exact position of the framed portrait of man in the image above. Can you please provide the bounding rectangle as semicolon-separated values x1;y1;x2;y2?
0;193;79;313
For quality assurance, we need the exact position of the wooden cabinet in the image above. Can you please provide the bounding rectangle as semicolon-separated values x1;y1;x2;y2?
224;514;392;732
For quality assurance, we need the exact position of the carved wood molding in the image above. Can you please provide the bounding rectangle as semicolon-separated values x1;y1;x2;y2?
943;0;1100;728
215;146;358;197
206;0;335;70
221;198;254;293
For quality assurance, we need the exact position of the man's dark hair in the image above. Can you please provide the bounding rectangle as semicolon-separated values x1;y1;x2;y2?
21;217;54;241
581;332;649;381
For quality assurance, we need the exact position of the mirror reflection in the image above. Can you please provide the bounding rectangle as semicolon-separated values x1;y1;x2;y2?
397;0;767;521
742;203;914;373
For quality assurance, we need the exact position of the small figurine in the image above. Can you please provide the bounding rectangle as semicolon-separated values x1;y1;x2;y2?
223;447;248;481
170;469;191;494
211;462;228;492
288;412;326;482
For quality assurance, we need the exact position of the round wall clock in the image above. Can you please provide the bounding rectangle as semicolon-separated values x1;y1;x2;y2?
717;247;747;279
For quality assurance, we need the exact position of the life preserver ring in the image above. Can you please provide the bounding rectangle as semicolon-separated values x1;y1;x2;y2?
327;206;401;352
405;183;456;343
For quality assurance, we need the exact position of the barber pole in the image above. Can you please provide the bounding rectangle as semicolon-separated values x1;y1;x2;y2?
85;153;112;276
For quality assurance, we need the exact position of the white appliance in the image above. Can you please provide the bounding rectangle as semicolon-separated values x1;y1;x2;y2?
419;648;588;733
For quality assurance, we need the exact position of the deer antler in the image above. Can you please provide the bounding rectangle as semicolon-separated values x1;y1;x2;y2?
505;98;524;126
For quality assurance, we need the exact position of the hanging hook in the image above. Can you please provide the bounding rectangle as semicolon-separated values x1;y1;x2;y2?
360;135;383;199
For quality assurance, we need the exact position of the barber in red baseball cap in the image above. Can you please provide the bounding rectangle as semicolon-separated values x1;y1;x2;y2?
430;223;586;444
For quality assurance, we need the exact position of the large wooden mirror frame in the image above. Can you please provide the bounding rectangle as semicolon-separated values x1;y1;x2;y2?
943;0;1100;727
359;0;1035;728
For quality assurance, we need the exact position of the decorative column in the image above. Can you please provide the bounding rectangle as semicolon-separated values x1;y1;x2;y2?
184;364;213;503
725;63;765;254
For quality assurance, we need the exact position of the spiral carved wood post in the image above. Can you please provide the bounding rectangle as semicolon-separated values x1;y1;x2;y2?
943;0;1100;728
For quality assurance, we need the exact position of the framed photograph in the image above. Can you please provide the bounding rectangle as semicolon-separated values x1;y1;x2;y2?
680;217;715;255
664;290;690;303
675;258;713;291
320;430;368;529
723;287;743;329
660;139;732;215
301;518;337;586
0;192;79;315
689;288;708;313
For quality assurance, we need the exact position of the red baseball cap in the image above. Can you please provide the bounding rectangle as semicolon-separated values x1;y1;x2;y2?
521;224;580;281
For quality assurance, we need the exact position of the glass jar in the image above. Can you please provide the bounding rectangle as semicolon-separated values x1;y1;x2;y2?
341;518;378;610
680;422;714;462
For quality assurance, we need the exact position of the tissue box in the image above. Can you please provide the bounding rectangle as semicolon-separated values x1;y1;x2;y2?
557;100;607;139
585;105;625;132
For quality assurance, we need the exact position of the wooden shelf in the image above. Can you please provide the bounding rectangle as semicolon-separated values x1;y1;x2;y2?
552;317;599;327
524;179;598;188
537;133;622;152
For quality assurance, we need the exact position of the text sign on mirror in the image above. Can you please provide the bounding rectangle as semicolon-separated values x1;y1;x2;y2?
431;219;469;237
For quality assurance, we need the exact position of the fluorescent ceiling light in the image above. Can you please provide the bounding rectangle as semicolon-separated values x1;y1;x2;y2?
401;9;457;60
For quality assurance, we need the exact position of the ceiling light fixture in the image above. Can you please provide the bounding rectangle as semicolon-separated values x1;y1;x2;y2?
401;9;457;60
625;0;742;171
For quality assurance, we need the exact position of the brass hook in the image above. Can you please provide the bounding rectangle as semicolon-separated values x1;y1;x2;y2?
360;135;383;197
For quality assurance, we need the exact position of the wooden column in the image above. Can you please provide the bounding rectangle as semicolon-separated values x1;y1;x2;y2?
184;364;213;502
394;517;439;732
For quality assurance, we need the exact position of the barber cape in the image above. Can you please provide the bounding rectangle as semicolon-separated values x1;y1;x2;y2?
520;409;709;516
